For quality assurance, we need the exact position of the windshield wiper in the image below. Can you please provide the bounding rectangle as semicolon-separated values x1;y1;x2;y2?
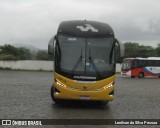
71;48;83;75
109;42;115;64
88;48;102;78
55;39;61;68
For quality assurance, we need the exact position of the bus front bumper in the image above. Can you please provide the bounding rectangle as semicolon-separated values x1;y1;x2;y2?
52;84;115;101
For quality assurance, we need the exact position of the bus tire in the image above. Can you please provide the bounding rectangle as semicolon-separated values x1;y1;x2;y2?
138;72;144;78
131;76;135;78
99;101;109;105
51;86;60;103
103;101;109;105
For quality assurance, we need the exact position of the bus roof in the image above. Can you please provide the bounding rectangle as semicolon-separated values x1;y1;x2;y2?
57;20;114;37
147;57;160;60
124;57;160;61
123;58;135;60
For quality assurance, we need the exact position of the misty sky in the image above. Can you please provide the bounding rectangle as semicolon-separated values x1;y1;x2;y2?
0;0;160;49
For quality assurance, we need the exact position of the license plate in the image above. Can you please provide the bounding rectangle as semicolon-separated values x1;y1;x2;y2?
80;96;90;100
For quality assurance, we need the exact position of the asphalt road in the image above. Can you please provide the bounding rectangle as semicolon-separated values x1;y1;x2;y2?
0;70;160;128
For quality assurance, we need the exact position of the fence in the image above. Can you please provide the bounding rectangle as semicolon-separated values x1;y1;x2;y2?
0;60;121;72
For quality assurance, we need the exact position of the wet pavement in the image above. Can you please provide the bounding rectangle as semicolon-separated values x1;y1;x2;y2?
0;70;160;128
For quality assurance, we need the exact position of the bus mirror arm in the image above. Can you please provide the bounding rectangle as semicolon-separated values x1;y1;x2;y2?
115;39;124;62
109;43;115;64
115;38;124;58
48;35;56;55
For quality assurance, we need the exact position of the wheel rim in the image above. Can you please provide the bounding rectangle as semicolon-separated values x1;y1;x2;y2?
139;73;144;78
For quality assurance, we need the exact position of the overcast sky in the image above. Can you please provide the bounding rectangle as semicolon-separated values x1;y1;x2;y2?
0;0;160;49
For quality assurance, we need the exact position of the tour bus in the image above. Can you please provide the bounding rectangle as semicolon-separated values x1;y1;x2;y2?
48;20;124;104
121;57;160;78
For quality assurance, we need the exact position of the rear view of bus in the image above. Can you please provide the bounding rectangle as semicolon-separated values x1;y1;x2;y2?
48;20;124;104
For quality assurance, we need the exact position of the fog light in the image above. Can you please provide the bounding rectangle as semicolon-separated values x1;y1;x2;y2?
55;92;59;94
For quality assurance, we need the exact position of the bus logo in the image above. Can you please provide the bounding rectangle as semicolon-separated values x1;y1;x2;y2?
76;24;98;32
2;120;11;125
83;86;87;90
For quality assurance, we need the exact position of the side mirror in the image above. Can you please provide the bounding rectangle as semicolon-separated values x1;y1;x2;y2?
115;38;124;63
48;35;56;55
115;38;124;57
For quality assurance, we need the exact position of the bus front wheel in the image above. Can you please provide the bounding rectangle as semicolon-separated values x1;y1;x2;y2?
138;72;144;78
51;86;60;103
102;101;109;105
97;101;109;105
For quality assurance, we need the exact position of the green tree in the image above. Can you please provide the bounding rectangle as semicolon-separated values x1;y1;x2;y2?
124;42;156;58
0;44;18;56
138;45;155;57
0;44;32;60
124;42;140;57
17;47;32;60
156;43;160;57
36;50;53;60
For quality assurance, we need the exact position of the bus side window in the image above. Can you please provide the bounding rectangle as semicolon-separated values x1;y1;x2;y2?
139;60;144;67
147;60;153;66
137;60;140;67
139;60;147;67
132;60;137;68
152;61;156;66
154;60;160;66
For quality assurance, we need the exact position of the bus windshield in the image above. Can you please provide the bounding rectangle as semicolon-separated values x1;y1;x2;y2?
55;34;115;80
122;60;132;70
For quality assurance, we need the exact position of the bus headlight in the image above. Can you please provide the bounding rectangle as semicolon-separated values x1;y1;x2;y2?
105;83;114;89
55;80;66;87
56;81;63;86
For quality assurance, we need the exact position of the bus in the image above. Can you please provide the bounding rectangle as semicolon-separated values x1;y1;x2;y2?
121;57;160;78
48;20;124;104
